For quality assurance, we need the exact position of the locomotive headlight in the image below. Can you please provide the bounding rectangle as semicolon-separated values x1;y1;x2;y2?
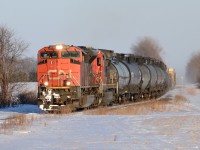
66;81;71;86
44;81;49;86
56;44;63;50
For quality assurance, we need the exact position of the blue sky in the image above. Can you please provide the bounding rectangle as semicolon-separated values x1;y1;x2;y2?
1;0;200;76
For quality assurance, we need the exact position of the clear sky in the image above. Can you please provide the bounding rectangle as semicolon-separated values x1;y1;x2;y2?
1;0;200;77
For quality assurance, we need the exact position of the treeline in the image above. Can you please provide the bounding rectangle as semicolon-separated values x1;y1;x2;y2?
186;52;200;83
12;57;37;82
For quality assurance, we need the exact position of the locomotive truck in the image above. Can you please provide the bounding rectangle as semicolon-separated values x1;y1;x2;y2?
37;44;175;111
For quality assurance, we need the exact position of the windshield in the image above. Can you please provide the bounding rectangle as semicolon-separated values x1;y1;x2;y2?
41;51;58;58
61;51;80;58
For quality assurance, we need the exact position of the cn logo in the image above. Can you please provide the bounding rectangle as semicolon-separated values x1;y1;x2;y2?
47;70;68;80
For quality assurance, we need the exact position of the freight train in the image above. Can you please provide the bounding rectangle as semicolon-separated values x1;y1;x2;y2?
37;44;175;111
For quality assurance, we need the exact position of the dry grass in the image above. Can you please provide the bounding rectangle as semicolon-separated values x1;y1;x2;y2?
174;95;188;104
59;106;72;115
85;94;189;115
187;87;197;96
90;107;109;115
0;114;35;135
48;105;73;116
111;99;170;115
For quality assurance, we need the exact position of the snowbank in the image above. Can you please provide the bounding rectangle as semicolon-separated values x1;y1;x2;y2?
0;84;200;149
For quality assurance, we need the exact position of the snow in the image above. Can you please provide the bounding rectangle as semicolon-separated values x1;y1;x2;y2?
0;84;200;149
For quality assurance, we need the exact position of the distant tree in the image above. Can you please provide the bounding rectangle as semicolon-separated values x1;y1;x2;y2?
131;37;163;61
20;57;37;82
28;69;37;82
186;52;200;83
0;25;28;107
28;58;37;82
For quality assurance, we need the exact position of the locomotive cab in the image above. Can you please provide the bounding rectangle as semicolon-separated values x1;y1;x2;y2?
37;45;106;111
37;45;83;110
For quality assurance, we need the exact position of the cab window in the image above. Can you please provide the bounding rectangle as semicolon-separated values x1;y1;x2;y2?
97;57;101;66
41;52;58;58
61;51;80;58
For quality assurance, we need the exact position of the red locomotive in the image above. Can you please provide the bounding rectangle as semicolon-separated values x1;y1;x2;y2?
37;44;175;111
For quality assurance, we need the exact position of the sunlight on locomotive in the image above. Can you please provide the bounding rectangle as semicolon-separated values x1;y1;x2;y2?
44;81;48;86
66;81;71;86
56;44;63;50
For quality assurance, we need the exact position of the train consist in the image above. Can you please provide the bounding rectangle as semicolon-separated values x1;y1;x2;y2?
37;44;176;111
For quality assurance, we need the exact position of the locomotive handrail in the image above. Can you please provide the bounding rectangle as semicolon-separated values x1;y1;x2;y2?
46;86;70;89
72;75;80;86
39;74;47;83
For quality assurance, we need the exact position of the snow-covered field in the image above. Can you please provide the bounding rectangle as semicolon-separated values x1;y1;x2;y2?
0;84;200;150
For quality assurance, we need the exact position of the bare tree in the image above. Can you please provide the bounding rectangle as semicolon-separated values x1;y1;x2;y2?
0;25;28;107
131;37;163;61
186;52;200;83
19;57;37;82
